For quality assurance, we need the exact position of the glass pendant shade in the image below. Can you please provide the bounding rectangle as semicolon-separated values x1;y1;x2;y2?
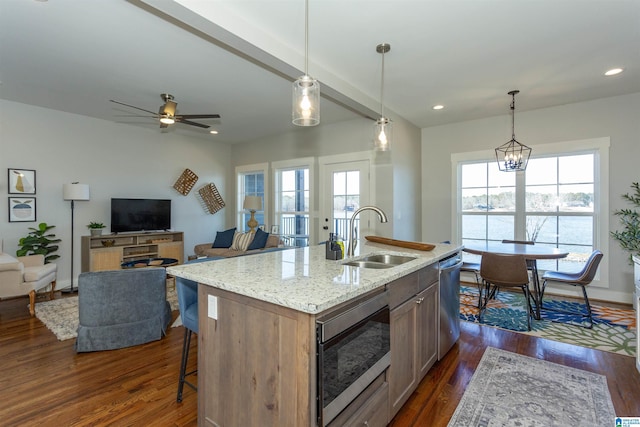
292;75;320;126
374;43;391;152
495;90;531;171
374;117;392;151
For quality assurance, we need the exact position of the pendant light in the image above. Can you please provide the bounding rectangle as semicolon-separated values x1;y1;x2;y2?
495;90;531;171
374;43;392;151
292;0;320;126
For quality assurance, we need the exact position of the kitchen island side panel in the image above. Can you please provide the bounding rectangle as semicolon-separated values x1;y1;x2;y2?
198;285;317;427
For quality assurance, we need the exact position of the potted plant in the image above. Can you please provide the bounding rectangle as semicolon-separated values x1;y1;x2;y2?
88;222;106;237
16;222;61;264
611;182;640;264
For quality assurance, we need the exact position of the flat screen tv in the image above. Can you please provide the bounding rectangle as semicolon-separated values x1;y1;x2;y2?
110;198;171;233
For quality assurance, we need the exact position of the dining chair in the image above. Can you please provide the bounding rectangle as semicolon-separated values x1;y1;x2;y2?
176;274;198;402
539;250;603;329
502;239;536;270
479;252;534;330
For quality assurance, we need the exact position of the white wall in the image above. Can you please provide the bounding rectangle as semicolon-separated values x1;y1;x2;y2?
230;115;422;240
421;92;640;303
0;100;231;290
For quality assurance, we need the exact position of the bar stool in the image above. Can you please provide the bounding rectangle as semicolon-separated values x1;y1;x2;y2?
176;274;198;402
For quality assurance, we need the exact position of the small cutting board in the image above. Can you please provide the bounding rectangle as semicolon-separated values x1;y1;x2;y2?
365;236;436;251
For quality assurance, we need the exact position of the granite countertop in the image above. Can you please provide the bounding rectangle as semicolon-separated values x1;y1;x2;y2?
167;239;461;314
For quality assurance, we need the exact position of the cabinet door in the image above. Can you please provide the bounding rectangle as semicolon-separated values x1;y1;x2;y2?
388;296;418;418
158;242;183;264
91;248;122;271
417;283;438;378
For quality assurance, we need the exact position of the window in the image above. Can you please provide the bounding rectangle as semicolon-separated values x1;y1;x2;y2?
454;138;609;278
236;163;267;233
273;158;314;247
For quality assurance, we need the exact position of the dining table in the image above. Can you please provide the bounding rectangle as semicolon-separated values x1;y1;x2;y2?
463;242;569;319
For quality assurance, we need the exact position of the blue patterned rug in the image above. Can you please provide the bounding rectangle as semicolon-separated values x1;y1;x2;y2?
460;285;636;356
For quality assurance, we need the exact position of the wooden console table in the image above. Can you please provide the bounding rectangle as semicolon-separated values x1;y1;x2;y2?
81;231;184;272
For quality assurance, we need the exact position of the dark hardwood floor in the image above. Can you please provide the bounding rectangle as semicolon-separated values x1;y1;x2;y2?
1;293;638;426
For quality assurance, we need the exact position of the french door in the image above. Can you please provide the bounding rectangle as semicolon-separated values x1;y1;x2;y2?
319;157;371;244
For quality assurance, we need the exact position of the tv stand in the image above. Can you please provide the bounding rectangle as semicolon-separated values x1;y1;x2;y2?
81;231;184;272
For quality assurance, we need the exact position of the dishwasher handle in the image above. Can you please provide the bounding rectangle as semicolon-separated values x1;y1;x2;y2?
440;260;463;274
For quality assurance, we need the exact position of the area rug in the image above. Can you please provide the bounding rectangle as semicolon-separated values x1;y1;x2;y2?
448;347;616;426
460;285;637;356
34;287;179;341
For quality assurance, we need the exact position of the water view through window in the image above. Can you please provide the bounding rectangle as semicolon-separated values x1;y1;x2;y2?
460;153;596;272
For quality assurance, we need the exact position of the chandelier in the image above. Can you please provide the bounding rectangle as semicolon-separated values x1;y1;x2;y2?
495;90;531;171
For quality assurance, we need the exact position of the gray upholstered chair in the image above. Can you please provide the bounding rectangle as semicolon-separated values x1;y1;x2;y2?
76;267;171;352
540;250;603;329
480;252;534;330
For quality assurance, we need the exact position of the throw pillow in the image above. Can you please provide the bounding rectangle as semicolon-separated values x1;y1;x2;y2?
212;227;236;248
247;229;269;250
230;232;254;251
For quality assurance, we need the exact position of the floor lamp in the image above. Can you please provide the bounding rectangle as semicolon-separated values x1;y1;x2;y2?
63;183;90;293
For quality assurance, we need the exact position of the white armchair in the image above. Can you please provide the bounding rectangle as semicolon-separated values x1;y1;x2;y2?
0;251;57;316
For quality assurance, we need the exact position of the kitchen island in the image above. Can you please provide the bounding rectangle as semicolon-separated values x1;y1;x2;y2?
167;239;461;427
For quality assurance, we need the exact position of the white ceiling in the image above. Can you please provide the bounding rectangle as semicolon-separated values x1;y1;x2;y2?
1;0;638;144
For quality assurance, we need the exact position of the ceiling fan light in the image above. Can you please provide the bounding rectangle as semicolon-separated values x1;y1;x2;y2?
160;115;175;125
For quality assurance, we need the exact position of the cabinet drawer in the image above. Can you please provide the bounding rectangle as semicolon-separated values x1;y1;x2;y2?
387;271;419;310
419;263;439;292
340;382;389;427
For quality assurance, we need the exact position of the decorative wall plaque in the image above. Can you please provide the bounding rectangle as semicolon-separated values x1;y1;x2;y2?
173;168;198;196
197;183;225;214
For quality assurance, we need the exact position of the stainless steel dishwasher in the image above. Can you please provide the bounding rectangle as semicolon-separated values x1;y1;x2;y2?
438;252;463;359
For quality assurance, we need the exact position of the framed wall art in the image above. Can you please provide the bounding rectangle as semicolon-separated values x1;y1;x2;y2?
8;197;37;222
8;168;36;194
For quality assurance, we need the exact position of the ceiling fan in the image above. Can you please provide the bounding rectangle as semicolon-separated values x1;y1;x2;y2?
110;93;220;129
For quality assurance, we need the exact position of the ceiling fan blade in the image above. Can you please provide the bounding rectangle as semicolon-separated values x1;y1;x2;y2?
110;99;158;116
176;118;210;128
176;114;221;119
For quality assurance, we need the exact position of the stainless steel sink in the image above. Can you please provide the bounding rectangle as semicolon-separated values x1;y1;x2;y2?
342;260;395;269
342;254;417;269
361;254;417;265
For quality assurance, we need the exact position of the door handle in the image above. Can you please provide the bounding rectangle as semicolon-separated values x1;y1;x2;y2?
323;226;329;230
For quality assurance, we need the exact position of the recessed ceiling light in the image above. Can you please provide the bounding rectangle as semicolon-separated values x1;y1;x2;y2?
432;105;444;110
209;130;219;135
605;68;623;76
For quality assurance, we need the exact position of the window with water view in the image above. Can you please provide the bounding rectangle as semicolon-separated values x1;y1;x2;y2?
460;152;596;272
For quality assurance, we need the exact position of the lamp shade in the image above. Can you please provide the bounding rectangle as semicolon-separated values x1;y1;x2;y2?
63;183;90;201
243;196;262;211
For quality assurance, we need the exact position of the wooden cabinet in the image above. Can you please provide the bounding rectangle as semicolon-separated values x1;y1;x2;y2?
81;231;184;272
388;265;439;419
198;286;316;427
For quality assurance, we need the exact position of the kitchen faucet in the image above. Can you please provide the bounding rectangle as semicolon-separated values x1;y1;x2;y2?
347;206;389;257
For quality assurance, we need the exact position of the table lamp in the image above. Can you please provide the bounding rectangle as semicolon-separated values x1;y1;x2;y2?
243;196;262;233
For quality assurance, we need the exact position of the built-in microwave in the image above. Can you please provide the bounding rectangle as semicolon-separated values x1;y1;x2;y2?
316;291;391;426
